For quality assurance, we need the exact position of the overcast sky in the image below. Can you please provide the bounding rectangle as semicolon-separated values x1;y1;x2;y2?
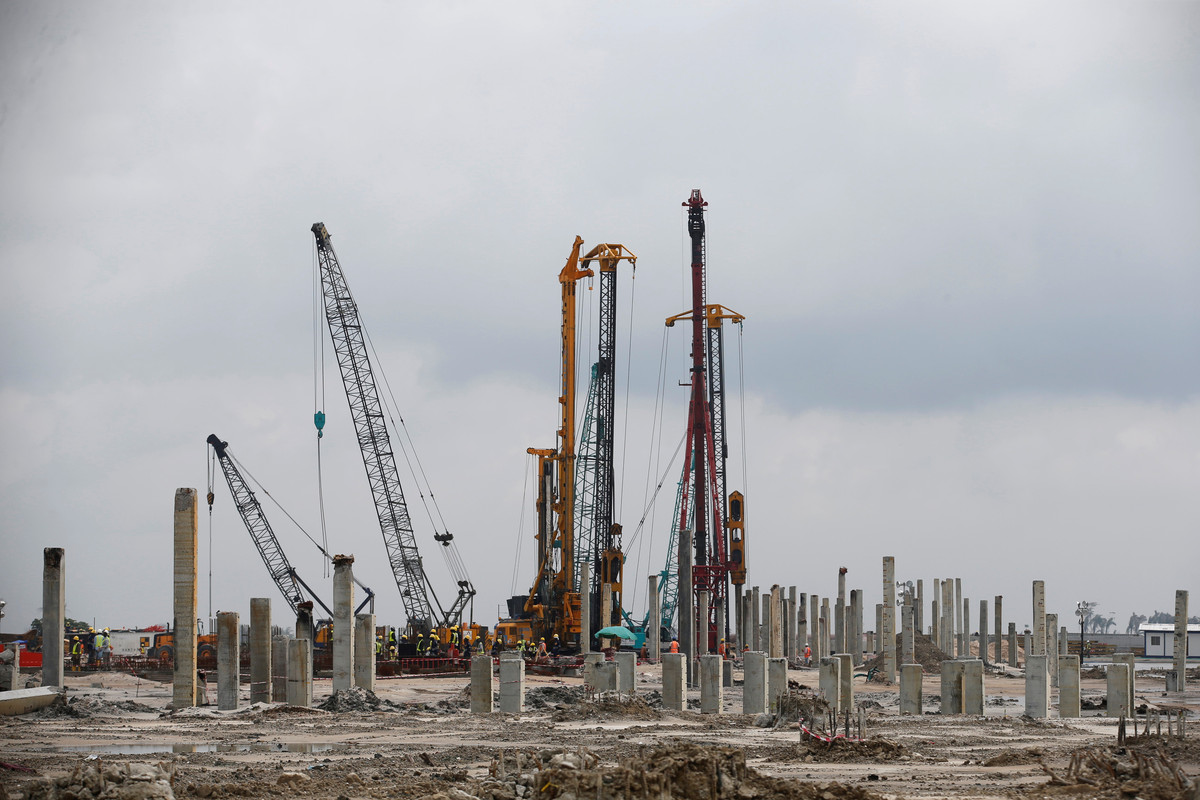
1;2;1196;641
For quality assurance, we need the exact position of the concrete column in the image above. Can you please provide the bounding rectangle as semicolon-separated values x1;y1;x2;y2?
787;586;797;660
962;659;983;715
834;653;852;712
1008;623;1018;667
1046;613;1058;687
994;596;1003;665
741;593;753;653
354;613;376;692
874;604;883;654
662;653;685;711
931;578;941;638
697;589;711;655
1025;654;1049;718
594;661;617;692
797;593;808;658
580;562;591;654
941;579;954;654
470;655;493;713
1112;652;1136;706
1031;580;1046;657
41;547;65;689
751;586;761;651
1106;662;1131;718
3;643;18;691
600;584;613;635
1060;627;1069;656
271;635;288;700
962;598;970;659
216;611;239;711
820;601;830;660
761;593;771;653
834;569;847;655
901;601;915;666
249;598;271;704
332;554;355;692
723;658;733;688
499;655;525;712
768;586;783;658
1173;590;1188;693
648;575;661;661
819;657;840;716
916;580;924;635
743;651;766;714
809;594;819;657
1058;655;1080;718
979;599;989;666
900;663;923;715
286;638;312;708
700;654;723;714
931;598;939;646
940;660;964;715
581;652;603;688
849;589;861;664
954;579;963;656
767;657;788;714
882;556;896;682
616;651;635;694
172;489;199;709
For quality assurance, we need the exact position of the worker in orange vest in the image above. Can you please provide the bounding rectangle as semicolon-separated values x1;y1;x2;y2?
717;639;727;658
668;638;679;654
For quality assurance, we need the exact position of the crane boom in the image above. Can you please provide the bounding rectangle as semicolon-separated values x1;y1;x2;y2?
206;434;311;615
310;222;473;632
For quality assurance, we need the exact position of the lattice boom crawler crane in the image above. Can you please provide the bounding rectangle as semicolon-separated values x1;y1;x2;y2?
311;223;477;643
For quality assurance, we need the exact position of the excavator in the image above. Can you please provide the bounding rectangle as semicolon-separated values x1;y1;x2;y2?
310;223;485;651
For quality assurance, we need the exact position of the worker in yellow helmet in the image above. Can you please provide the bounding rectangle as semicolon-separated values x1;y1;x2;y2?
71;636;83;670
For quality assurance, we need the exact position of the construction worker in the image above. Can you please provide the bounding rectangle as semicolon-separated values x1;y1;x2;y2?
449;625;459;649
803;643;811;665
490;636;502;658
550;634;562;657
717;638;727;658
415;632;428;656
375;635;383;659
428;636;441;657
668;638;679;654
70;636;82;670
102;628;112;668
535;638;548;663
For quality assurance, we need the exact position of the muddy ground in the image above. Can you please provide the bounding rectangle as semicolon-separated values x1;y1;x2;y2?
2;664;1197;800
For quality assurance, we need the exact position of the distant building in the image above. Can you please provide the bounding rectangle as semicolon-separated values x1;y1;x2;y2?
1139;623;1200;659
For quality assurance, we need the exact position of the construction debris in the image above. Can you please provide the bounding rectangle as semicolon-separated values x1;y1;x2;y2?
424;742;887;800
1033;746;1196;799
24;760;175;800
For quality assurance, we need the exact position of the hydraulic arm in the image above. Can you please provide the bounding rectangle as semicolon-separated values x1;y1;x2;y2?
311;222;473;633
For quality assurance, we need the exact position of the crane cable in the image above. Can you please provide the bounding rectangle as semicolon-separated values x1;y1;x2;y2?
509;454;533;596
737;324;749;500
206;447;216;621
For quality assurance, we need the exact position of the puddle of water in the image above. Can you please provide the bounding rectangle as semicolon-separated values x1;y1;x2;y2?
59;742;342;755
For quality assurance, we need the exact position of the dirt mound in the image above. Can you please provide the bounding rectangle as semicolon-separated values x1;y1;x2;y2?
1029;746;1196;799
524;685;586;710
1080;666;1108;679
1126;736;1200;763
459;742;886;800
550;693;661;721
773;738;907;764
983;747;1046;766
25;760;176;800
317;686;397;712
863;634;951;676
28;694;157;719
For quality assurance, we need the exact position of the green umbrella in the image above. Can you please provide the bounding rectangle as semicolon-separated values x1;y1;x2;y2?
594;626;635;640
